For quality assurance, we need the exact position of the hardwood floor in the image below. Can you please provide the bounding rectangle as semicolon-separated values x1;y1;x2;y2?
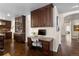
1;39;53;56
57;36;79;56
1;36;79;56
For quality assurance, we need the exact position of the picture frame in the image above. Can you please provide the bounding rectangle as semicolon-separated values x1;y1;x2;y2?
74;25;79;31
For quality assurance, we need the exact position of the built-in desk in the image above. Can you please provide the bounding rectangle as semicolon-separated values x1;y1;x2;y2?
27;36;53;55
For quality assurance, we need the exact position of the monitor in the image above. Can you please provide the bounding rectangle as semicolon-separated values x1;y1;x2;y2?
38;29;46;35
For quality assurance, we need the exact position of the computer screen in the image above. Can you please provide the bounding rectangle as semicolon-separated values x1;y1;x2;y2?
38;29;46;35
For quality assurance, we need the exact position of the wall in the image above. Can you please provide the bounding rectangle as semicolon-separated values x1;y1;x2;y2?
58;14;65;44
26;15;31;42
59;14;66;36
11;19;15;39
26;6;60;52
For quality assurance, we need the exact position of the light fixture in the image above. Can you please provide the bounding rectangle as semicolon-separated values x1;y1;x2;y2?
72;5;79;8
7;13;10;16
0;21;1;25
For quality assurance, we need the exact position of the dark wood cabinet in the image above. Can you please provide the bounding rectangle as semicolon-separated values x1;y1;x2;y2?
14;15;26;43
14;33;25;43
31;4;53;27
6;21;11;28
0;20;11;40
0;20;11;31
39;40;51;55
27;37;32;48
5;32;12;39
15;16;25;33
0;35;4;52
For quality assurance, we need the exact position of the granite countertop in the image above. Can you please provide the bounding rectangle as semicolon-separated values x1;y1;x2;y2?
5;30;11;32
14;32;21;34
0;33;5;36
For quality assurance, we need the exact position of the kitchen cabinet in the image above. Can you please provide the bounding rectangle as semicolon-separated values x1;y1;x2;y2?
5;32;12;39
31;4;53;27
0;35;4;52
14;15;26;43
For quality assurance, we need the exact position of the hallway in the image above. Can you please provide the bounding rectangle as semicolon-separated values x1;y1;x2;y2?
58;35;79;56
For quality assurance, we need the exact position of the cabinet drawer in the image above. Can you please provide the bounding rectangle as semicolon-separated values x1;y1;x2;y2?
42;41;50;51
42;41;49;45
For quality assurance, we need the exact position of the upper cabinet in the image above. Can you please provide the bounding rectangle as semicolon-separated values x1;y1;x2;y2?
15;15;26;33
31;4;53;27
0;20;11;32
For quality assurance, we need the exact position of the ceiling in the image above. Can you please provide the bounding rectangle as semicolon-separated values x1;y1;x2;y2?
64;13;79;23
54;3;79;14
53;3;79;23
0;3;49;19
0;3;79;20
65;13;79;20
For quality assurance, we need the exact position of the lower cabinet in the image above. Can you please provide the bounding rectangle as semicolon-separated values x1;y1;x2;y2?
0;35;4;52
39;40;51;55
14;33;25;43
5;32;12;39
27;37;32;48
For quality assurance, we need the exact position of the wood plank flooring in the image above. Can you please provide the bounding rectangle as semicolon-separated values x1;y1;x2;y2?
1;36;79;56
57;36;79;56
2;39;53;56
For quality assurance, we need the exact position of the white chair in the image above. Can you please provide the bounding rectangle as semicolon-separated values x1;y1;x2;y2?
31;37;42;48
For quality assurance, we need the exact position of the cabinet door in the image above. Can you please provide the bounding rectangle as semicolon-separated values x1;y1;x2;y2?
31;10;39;27
6;21;11;28
44;5;53;27
48;6;53;27
42;7;48;27
5;32;12;39
37;9;42;27
38;8;43;27
0;36;4;49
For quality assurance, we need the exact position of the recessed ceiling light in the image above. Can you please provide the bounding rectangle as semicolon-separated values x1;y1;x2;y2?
72;5;79;8
7;13;10;16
